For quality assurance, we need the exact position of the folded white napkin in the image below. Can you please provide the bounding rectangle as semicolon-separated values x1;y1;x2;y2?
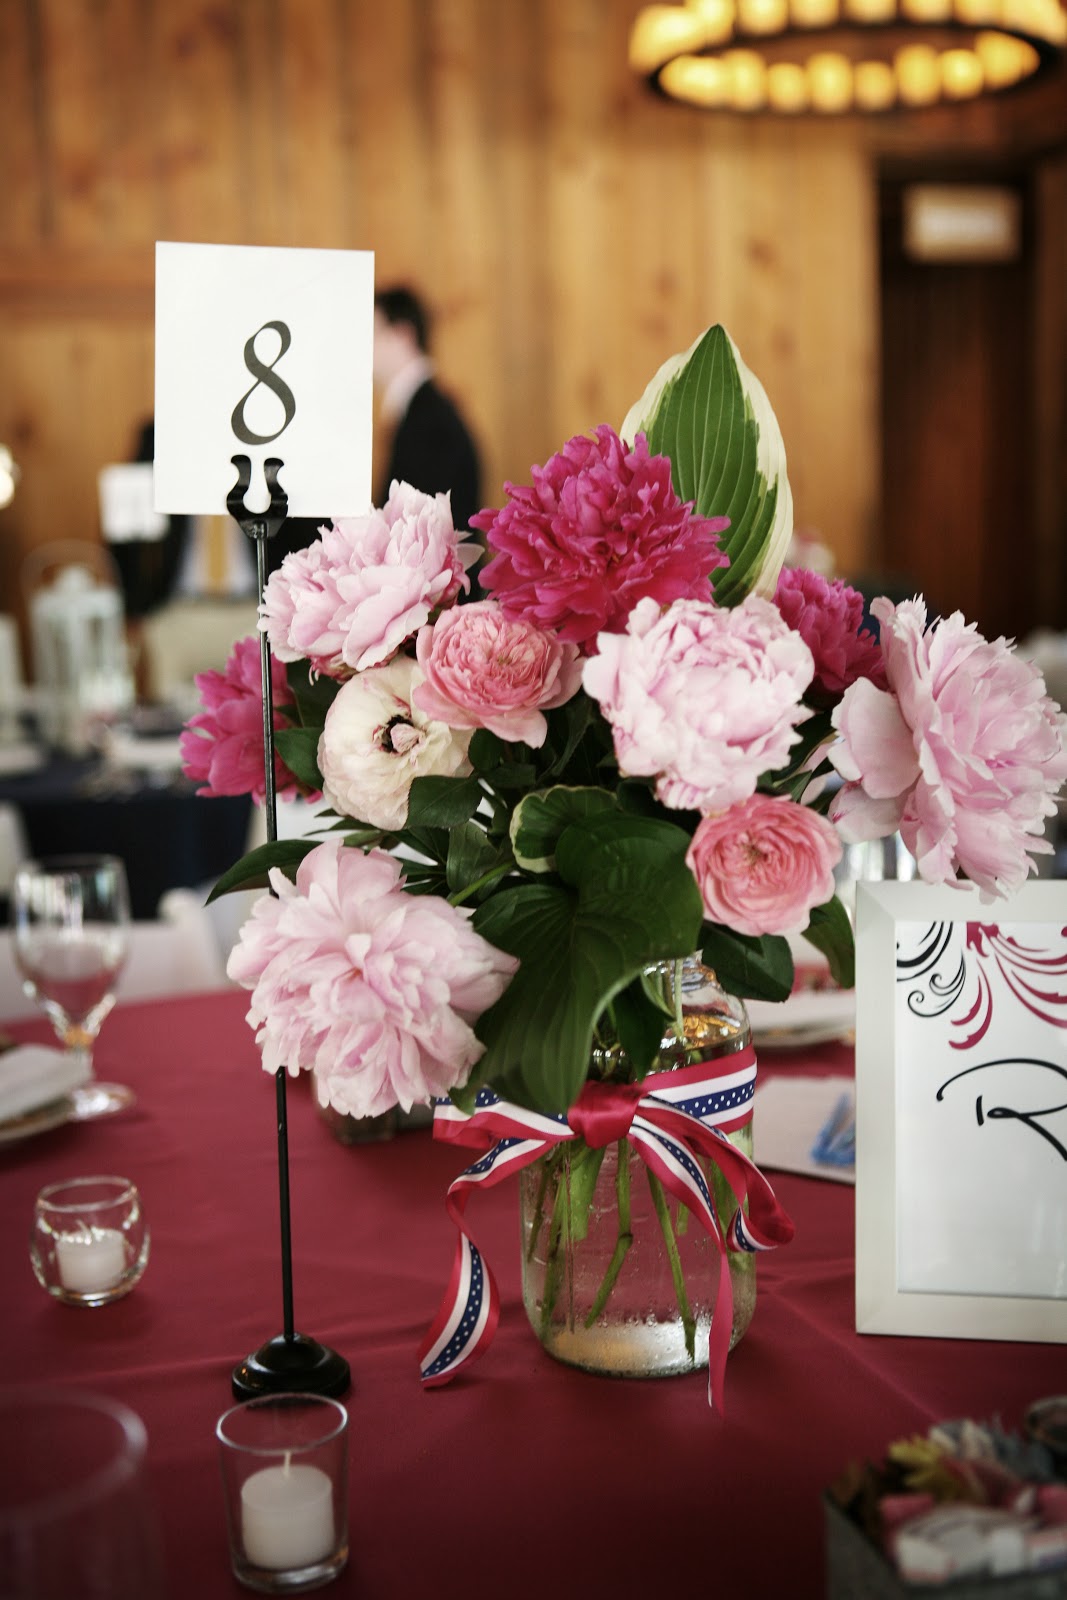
0;1045;90;1123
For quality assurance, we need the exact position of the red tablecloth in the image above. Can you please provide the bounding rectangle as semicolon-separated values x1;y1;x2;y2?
1;991;1063;1598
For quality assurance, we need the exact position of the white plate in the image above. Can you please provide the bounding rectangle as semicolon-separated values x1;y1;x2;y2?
0;1093;73;1148
748;988;856;1050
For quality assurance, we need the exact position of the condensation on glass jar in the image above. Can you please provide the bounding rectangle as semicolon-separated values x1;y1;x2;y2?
519;958;756;1379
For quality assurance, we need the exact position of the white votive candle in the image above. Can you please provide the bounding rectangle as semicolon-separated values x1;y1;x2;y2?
55;1227;128;1294
240;1461;335;1571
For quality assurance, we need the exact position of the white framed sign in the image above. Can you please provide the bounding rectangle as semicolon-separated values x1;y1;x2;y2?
154;241;374;519
855;878;1067;1343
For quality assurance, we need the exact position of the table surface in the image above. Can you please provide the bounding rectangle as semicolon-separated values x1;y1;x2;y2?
1;990;1063;1600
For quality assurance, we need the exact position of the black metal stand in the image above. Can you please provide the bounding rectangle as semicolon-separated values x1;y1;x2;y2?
226;453;350;1402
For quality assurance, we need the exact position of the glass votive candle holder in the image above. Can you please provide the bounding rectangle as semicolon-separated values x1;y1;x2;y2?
30;1176;149;1306
216;1393;349;1593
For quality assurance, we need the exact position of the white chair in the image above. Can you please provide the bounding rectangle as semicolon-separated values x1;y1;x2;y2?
159;884;263;977
0;912;230;1024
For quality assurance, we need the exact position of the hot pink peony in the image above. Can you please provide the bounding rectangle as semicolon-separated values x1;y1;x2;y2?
412;601;583;747
261;481;469;678
179;635;306;804
472;427;729;649
772;567;887;699
583;595;815;813
830;597;1067;898
317;655;473;831
686;795;842;936
226;839;518;1119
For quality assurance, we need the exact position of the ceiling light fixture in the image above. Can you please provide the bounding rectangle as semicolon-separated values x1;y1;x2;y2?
630;0;1066;112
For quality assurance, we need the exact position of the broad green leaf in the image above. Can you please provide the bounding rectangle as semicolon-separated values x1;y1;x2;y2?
446;821;510;900
285;660;341;728
803;895;856;990
275;726;324;790
206;839;316;901
700;926;794;1003
621;324;793;605
405;774;483;828
470;813;703;1111
510;786;617;872
608;974;669;1078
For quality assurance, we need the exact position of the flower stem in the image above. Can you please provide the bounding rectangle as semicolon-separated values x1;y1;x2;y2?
525;1154;553;1264
583;1139;632;1328
449;861;514;907
539;1163;571;1336
647;1168;697;1362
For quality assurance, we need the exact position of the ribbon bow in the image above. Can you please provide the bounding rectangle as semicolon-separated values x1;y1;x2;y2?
418;1045;794;1412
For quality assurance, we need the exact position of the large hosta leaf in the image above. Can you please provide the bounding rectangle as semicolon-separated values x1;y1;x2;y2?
620;324;793;605
469;813;703;1111
510;786;617;872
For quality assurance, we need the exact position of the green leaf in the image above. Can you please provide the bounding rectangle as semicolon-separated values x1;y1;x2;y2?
803;895;856;990
622;325;792;606
275;726;323;790
700;926;794;1003
285;660;340;728
405;774;483;828
608;975;667;1078
206;839;317;901
446;821;510;899
470;813;703;1111
510;786;617;872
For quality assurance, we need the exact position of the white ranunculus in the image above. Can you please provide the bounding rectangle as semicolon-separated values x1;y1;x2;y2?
317;655;473;831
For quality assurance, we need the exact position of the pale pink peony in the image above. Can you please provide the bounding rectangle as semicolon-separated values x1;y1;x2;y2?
686;795;842;936
412;601;583;747
830;596;1067;899
772;567;887;699
260;481;468;677
179;634;306;804
226;838;518;1119
317;655;473;831
583;595;815;813
472;427;729;649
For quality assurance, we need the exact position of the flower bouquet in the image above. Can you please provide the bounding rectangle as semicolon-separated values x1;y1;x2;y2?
183;323;1066;1403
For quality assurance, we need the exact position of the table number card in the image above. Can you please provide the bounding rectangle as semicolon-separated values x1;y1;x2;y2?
855;879;1067;1343
153;242;374;518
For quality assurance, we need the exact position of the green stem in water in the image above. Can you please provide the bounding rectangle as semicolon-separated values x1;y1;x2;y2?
647;1168;697;1362
525;1155;553;1265
539;1162;572;1336
583;1139;633;1328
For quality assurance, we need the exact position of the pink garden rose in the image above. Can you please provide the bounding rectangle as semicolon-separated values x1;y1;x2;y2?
412;601;583;747
686;795;842;936
830;597;1067;898
261;481;468;677
317;655;473;831
227;839;517;1119
472;427;729;649
772;567;886;700
179;635;306;804
583;595;815;813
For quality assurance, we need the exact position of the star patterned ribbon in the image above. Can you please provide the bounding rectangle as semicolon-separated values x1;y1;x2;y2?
418;1046;794;1413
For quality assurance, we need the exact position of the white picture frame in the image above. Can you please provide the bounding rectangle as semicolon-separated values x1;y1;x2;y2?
855;878;1067;1342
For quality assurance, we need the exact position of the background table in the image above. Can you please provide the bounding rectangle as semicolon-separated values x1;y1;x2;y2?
1;991;1063;1598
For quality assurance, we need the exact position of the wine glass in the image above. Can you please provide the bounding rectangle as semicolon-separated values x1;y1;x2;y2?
12;854;134;1118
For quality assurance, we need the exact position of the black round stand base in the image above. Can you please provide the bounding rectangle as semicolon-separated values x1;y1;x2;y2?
231;1334;351;1400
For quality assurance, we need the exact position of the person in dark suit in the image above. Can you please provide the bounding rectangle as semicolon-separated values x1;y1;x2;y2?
373;287;482;536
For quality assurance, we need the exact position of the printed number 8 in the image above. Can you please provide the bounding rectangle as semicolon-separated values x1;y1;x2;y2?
231;320;296;446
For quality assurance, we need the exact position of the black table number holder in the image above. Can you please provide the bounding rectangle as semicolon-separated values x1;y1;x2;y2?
226;453;350;1401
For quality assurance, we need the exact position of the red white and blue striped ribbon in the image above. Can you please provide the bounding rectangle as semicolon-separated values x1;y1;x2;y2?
418;1045;794;1413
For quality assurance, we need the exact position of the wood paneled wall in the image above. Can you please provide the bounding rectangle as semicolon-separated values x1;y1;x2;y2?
0;0;1063;666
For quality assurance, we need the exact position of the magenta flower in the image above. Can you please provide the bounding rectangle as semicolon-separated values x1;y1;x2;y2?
830;597;1067;898
583;595;814;814
226;839;518;1119
772;567;887;699
472;427;729;649
686;795;842;937
179;635;306;805
261;481;469;678
413;602;583;748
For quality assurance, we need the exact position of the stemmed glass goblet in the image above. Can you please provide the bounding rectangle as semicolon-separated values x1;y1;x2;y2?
13;854;134;1118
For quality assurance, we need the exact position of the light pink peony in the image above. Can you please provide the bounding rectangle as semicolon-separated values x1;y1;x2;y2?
179;635;306;804
772;567;887;700
317;655;473;831
260;481;469;677
412;601;583;747
583;595;815;813
830;597;1067;899
472;427;729;649
686;795;842;936
226;839;518;1118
